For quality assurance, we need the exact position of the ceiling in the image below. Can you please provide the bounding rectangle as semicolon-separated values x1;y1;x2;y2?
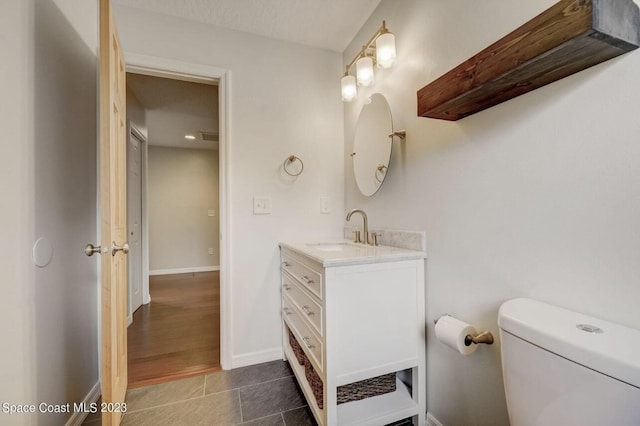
112;0;382;52
127;73;219;150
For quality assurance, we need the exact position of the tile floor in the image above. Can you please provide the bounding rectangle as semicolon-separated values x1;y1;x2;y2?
82;360;315;426
82;360;414;425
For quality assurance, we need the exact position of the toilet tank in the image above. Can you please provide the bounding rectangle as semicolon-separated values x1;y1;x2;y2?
498;298;640;426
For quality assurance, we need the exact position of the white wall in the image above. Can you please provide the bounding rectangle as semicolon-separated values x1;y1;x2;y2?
0;0;99;425
148;146;220;271
113;6;345;364
0;1;35;424
344;1;640;425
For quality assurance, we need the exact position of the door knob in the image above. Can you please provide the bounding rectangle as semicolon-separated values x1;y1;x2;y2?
112;242;129;256
84;244;102;257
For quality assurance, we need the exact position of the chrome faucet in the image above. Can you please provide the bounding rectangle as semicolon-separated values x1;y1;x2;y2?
346;209;369;245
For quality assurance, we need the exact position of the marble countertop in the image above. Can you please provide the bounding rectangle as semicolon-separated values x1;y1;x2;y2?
279;240;426;267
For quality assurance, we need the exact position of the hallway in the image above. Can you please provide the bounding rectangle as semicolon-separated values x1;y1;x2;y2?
127;271;221;388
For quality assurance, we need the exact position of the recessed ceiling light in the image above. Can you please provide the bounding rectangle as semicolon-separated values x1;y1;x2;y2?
184;134;196;140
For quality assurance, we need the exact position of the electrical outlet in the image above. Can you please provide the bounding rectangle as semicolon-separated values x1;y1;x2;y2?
208;209;216;217
208;248;215;255
320;196;330;214
253;196;272;214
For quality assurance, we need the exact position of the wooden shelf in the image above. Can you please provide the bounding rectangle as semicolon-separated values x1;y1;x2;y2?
417;0;640;121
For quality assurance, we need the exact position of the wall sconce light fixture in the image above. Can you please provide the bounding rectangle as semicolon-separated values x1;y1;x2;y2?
341;21;396;102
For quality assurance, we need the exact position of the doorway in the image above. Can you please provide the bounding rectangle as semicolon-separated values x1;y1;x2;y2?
122;58;230;387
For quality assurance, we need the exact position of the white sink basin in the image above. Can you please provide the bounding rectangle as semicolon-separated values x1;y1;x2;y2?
306;242;353;252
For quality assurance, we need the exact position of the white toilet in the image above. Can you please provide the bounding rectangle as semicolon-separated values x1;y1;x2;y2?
498;298;640;426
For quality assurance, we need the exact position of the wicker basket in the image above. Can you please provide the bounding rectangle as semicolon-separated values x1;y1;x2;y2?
337;373;396;404
288;328;306;366
304;360;324;409
304;361;396;409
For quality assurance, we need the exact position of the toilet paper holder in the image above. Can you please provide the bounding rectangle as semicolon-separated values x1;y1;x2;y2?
435;315;495;346
464;330;494;346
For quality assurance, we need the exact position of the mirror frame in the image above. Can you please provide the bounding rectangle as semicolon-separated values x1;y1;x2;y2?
352;93;393;197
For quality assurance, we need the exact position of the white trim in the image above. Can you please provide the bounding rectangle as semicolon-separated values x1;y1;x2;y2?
125;53;226;85
149;266;220;276
231;348;283;369
124;53;233;370
141;132;150;305
218;70;232;371
65;381;101;426
427;412;444;426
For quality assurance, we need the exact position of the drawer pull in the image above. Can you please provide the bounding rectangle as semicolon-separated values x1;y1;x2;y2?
302;336;316;349
281;261;291;268
282;307;293;316
301;275;315;284
282;284;291;291
302;305;315;316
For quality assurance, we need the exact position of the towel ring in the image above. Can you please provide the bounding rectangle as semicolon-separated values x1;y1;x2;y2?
283;155;304;177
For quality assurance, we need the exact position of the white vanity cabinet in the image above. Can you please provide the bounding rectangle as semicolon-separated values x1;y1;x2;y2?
279;242;426;426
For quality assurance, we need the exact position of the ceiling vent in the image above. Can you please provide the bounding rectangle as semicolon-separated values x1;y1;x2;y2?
199;131;219;142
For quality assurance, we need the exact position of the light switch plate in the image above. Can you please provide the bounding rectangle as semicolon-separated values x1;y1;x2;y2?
208;248;215;255
320;196;330;214
208;209;216;217
253;196;272;214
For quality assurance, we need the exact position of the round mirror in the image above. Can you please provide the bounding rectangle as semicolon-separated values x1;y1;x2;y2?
352;93;393;197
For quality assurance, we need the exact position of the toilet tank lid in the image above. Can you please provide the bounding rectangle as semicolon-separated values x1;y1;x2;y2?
498;298;640;389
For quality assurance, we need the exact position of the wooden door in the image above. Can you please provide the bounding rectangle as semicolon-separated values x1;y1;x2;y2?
100;0;128;424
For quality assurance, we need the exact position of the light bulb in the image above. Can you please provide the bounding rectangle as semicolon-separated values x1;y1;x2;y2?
375;32;396;69
341;74;357;102
356;56;374;86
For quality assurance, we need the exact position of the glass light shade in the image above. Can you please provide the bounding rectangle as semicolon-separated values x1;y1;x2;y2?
375;32;396;69
341;74;357;102
356;56;375;86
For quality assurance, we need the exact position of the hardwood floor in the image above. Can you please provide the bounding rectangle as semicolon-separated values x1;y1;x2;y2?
127;271;221;388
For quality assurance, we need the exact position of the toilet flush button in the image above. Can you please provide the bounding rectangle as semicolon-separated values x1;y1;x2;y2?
577;324;604;334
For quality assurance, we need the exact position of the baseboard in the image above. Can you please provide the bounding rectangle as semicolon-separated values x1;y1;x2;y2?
65;381;101;426
149;266;220;276
231;347;283;369
426;412;444;426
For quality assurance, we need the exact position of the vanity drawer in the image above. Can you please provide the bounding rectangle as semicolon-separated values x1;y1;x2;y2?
281;252;323;300
283;297;323;372
282;272;324;337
